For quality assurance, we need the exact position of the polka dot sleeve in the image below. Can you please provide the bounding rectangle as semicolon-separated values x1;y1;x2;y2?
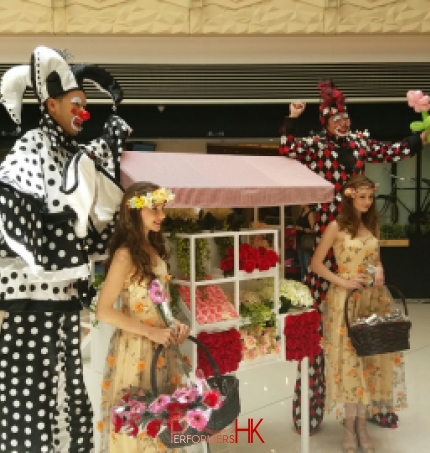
0;185;44;270
83;114;131;181
86;213;118;259
0;130;46;200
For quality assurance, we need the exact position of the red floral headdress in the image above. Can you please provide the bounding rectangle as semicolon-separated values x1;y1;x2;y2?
318;80;347;127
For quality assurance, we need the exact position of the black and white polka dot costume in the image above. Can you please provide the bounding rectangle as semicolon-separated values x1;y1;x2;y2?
0;46;130;453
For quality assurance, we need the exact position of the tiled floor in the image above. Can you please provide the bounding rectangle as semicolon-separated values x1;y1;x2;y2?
84;304;430;453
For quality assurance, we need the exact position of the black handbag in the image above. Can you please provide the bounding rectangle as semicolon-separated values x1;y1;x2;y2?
300;233;315;252
151;335;241;448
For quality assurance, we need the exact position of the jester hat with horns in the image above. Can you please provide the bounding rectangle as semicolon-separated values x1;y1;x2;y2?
318;80;348;128
0;45;123;130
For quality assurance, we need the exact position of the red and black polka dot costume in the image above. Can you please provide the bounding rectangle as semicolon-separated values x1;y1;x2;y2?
279;83;422;435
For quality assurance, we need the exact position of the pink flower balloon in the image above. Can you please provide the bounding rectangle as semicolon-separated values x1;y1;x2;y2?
406;90;430;112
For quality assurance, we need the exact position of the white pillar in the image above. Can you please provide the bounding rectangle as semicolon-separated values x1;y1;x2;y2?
300;356;310;453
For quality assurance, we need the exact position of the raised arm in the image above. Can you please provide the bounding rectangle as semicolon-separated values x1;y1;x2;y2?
83;114;131;181
279;102;318;164
77;115;131;257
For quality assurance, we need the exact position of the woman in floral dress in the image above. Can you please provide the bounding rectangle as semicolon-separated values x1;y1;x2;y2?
310;175;407;453
96;181;190;453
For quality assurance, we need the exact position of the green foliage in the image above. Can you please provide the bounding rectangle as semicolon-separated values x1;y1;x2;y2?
198;211;219;231
379;223;408;239
89;271;105;327
93;271;105;289
168;283;181;317
278;295;292;314
240;299;276;328
163;216;201;234
225;210;251;231
165;216;211;280
172;236;211;280
214;219;235;259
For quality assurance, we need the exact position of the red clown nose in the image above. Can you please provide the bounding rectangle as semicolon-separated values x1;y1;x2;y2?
79;110;90;121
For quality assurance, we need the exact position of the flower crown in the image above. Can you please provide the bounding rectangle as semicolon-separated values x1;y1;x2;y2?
344;183;378;198
126;188;175;209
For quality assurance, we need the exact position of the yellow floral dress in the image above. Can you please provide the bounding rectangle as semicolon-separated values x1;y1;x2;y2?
98;261;183;453
323;232;407;417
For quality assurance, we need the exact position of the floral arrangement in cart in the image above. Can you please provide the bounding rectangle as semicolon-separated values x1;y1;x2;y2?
178;283;239;325
283;310;322;361
239;289;276;328
220;243;279;275
111;375;224;438
197;329;243;377
239;291;278;362
240;323;280;361
257;278;314;312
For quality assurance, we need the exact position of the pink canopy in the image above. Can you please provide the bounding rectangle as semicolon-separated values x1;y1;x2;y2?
120;152;334;207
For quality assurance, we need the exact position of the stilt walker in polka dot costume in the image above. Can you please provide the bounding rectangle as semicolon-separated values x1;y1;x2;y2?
279;81;427;435
0;46;131;452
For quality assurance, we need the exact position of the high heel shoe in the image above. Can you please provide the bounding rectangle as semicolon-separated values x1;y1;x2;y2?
342;417;358;453
356;417;375;453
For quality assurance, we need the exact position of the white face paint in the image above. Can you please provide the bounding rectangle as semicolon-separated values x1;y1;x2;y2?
335;126;349;137
328;112;350;137
70;96;84;132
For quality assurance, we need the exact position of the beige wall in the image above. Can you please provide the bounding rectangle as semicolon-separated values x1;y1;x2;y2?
1;0;430;35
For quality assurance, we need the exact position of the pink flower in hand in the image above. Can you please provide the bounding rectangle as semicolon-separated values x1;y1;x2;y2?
148;279;166;304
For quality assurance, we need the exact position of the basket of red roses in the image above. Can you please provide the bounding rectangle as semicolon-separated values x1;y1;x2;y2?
111;335;240;448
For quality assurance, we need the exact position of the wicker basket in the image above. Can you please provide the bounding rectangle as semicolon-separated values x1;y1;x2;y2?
344;284;411;357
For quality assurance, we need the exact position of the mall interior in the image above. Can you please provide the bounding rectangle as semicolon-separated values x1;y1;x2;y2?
0;1;430;452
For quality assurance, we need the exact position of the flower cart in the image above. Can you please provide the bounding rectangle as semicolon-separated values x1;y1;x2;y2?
119;151;335;453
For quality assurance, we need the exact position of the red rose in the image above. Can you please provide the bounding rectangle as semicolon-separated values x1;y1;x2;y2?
258;258;271;271
220;257;234;272
166;413;185;433
240;259;256;273
166;402;188;414
146;419;163;438
266;249;279;264
203;390;222;408
112;414;123;433
248;247;261;261
128;421;139;437
198;329;242;375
